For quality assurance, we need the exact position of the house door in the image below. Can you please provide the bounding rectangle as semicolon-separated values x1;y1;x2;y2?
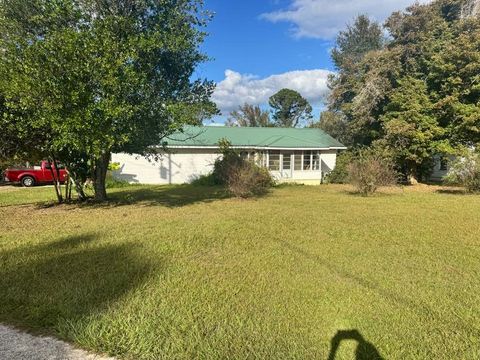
281;153;293;178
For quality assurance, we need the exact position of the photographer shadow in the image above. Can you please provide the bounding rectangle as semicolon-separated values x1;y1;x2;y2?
328;329;384;360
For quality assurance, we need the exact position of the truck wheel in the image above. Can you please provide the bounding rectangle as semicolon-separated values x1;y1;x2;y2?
21;176;35;187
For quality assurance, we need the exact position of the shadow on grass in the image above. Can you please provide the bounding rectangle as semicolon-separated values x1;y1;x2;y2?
341;189;397;198
29;184;232;210
107;184;231;208
328;329;383;360
0;234;154;336
435;189;469;195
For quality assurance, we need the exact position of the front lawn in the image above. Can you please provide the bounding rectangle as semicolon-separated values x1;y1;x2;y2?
0;184;479;359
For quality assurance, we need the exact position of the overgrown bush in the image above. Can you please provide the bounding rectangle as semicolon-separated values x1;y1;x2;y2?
226;161;273;198
211;139;244;185
324;150;354;184
347;149;398;195
444;152;480;192
204;139;273;198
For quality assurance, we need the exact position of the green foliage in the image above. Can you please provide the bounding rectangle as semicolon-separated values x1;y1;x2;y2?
105;172;131;189
327;1;480;182
311;111;349;145
444;151;480;192
105;162;130;189
0;0;217;201
347;149;398;195
108;162;121;171
190;173;217;186
427;16;480;147
226;103;271;127
210;139;273;197
378;77;444;180
327;15;387;146
212;139;244;185
226;162;273;198
323;151;355;184
331;14;385;71
268;88;312;127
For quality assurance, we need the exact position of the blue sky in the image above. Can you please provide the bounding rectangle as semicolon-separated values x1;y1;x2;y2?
199;0;429;123
197;0;334;81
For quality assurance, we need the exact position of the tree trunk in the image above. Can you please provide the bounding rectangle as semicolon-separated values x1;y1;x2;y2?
65;166;87;201
406;161;419;185
64;172;70;201
93;152;110;201
67;177;73;201
72;177;86;201
48;157;63;203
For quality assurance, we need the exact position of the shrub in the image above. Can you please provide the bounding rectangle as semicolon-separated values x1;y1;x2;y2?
105;172;130;188
347;149;398;195
226;161;273;198
324;150;354;184
105;162;130;188
444;152;480;192
211;139;243;185
209;139;273;197
190;173;217;186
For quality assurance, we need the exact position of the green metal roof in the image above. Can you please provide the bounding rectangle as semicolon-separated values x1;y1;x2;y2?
164;126;346;149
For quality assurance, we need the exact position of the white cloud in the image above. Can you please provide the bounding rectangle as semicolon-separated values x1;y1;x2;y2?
262;0;432;39
212;69;332;114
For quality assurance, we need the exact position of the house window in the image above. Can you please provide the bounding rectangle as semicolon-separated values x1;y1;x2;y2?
313;152;320;171
303;151;312;170
241;151;256;162
282;153;292;170
440;158;448;171
294;151;302;170
257;152;267;167
268;151;280;171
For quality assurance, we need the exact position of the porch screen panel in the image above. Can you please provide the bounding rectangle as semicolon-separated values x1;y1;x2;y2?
257;152;267;167
294;151;302;170
313;152;320;170
282;153;292;170
303;151;312;170
268;151;280;171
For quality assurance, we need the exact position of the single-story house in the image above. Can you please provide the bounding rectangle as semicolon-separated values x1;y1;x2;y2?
112;125;347;185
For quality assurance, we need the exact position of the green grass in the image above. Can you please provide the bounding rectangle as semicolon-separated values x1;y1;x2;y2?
0;185;59;206
1;184;479;359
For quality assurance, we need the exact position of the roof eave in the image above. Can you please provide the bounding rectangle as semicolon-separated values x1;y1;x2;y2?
158;145;347;151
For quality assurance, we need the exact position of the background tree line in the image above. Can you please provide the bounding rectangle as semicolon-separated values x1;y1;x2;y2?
318;0;480;183
226;88;313;128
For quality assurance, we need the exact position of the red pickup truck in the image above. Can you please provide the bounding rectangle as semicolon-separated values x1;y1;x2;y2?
4;161;67;187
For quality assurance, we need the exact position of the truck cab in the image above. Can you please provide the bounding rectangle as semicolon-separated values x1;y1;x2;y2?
4;161;67;187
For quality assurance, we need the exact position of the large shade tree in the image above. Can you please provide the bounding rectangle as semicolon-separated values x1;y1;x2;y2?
324;15;386;146
268;89;312;127
0;0;217;201
323;0;480;182
378;77;444;183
